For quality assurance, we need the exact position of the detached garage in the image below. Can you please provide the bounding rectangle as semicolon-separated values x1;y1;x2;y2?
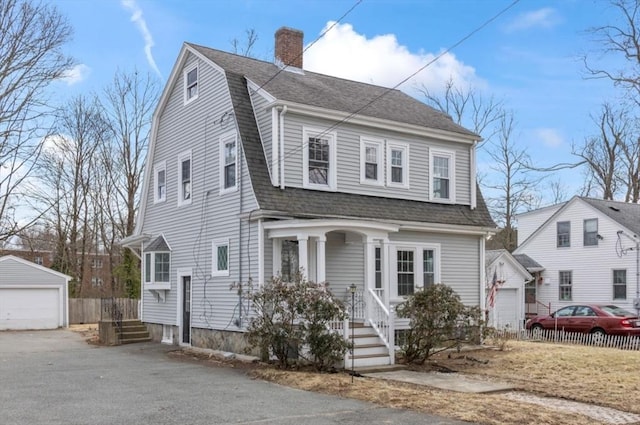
0;255;70;330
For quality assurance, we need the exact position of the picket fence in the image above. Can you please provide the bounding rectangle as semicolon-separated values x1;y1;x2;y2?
491;328;640;350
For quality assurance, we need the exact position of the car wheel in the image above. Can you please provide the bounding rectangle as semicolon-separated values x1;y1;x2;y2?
530;324;543;339
590;328;606;345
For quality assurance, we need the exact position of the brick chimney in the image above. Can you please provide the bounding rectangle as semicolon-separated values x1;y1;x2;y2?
275;27;303;69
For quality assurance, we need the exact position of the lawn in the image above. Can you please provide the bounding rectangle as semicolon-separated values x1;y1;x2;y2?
249;340;640;425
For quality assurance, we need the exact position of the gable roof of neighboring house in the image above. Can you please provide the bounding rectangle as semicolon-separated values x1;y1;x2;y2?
580;197;640;235
486;249;533;282
515;196;640;252
0;255;71;281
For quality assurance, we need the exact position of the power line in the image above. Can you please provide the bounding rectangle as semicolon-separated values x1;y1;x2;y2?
278;0;522;164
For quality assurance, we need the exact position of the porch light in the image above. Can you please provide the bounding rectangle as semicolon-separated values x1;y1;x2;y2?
349;283;357;294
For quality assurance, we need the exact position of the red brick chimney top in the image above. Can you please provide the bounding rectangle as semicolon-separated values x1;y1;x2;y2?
274;27;304;69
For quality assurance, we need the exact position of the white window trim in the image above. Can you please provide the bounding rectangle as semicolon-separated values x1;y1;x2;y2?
153;160;167;204
429;148;456;203
302;126;337;191
219;132;238;195
183;64;198;105
360;137;384;186
390;242;440;301
177;150;192;207
212;239;230;277
143;251;171;290
386;142;409;189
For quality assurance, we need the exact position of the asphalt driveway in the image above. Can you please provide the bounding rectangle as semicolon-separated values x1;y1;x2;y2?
0;329;469;425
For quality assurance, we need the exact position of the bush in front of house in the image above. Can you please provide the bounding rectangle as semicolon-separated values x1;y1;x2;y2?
241;272;349;370
396;283;485;364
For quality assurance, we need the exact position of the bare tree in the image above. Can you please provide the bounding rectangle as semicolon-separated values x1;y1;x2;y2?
573;103;626;200
418;77;505;148
231;28;259;57
485;113;540;252
0;0;73;242
97;69;159;297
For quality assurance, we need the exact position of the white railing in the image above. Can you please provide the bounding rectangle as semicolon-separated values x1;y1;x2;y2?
365;287;395;364
347;290;366;320
491;328;640;350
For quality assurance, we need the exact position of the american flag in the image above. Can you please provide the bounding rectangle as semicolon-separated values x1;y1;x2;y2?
488;269;498;308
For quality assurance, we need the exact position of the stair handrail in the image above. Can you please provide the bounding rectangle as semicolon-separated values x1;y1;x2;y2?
365;288;395;364
101;297;123;344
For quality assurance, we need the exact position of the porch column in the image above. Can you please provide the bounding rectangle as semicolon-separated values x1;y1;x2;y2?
316;235;326;283
297;235;308;279
272;239;282;277
382;238;390;306
364;237;376;291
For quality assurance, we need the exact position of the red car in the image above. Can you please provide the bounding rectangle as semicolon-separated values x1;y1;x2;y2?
525;304;640;337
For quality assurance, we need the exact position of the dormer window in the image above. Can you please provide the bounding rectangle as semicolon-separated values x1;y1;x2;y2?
430;149;455;202
360;137;383;185
184;65;198;104
302;127;336;190
143;235;171;290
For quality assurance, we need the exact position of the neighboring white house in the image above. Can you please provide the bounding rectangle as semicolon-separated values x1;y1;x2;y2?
485;249;533;330
122;28;496;367
0;255;70;330
514;196;640;317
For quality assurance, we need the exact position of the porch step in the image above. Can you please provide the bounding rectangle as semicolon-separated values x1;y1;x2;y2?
116;320;150;344
346;322;393;368
354;364;407;374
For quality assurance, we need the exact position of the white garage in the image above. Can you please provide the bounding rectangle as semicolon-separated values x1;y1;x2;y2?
486;249;533;331
0;255;70;330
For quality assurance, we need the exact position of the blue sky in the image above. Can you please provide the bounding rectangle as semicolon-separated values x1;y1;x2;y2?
52;0;621;203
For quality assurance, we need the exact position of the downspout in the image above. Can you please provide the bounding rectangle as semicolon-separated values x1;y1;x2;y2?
470;140;477;210
238;133;244;327
279;105;287;189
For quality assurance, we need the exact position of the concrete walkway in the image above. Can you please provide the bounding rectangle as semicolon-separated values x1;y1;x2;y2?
363;370;514;393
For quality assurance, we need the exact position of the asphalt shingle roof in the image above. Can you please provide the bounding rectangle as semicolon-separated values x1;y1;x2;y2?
145;235;170;251
188;43;478;137
512;253;544;271
580;197;640;235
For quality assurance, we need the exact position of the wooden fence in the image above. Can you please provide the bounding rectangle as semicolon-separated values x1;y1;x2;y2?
491;328;640;350
69;298;139;324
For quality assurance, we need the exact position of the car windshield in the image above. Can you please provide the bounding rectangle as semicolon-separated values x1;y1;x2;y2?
600;305;635;317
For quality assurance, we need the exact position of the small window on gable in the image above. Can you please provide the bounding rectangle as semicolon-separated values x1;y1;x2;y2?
430;149;455;202
178;151;192;206
220;132;237;194
212;239;230;277
557;221;570;247
360;138;383;185
302;127;337;190
584;218;598;246
154;161;166;203
184;65;198;103
387;142;409;189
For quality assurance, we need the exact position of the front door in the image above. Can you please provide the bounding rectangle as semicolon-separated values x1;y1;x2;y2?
182;276;191;344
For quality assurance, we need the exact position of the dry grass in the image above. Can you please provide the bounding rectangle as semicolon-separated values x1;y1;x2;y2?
249;340;640;425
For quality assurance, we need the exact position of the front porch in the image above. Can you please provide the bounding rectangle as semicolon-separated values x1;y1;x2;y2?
264;219;402;367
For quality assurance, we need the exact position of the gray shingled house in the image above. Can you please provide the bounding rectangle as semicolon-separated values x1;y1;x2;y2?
122;28;496;367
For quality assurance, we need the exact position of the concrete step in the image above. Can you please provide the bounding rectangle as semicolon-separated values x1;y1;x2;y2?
118;330;149;339
354;364;406;374
351;353;392;368
352;343;388;356
119;336;151;344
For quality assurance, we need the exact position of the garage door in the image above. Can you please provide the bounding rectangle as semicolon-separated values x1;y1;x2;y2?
0;288;60;330
493;288;519;330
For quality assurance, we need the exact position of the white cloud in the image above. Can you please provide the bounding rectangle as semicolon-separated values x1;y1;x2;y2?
60;64;90;85
535;128;564;148
505;8;561;32
304;22;481;98
121;0;162;79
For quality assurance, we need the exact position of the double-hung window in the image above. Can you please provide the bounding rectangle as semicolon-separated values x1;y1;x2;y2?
386;142;409;188
393;244;440;298
303;127;336;190
184;65;198;104
178;151;192;206
154;161;166;203
220;133;237;193
360;137;383;185
430;149;455;202
613;269;627;300
557;221;570;247
212;239;230;277
423;249;435;287
584;218;598;246
559;270;572;300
